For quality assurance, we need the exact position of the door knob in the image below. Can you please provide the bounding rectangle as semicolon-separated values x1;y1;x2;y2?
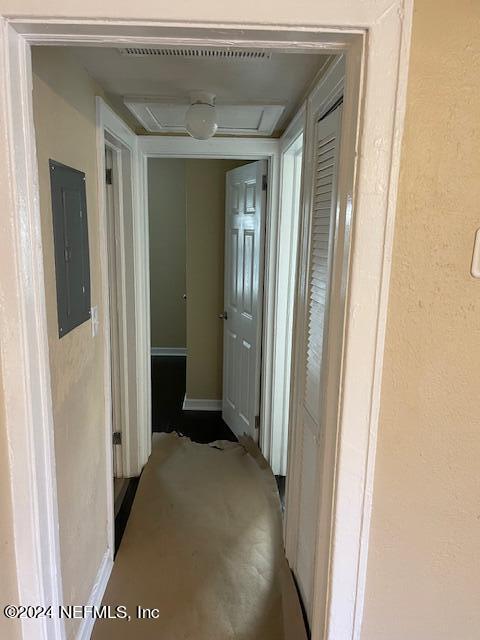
219;311;228;320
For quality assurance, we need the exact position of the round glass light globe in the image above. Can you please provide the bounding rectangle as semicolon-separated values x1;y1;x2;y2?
185;103;218;140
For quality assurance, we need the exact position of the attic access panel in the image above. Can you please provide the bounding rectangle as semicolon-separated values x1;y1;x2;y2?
49;160;91;337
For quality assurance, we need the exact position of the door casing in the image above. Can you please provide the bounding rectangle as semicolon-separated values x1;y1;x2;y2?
104;143;123;479
137;137;279;459
267;111;305;477
0;9;413;640
98;101;148;483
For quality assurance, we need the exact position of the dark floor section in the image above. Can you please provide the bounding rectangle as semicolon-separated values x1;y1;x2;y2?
151;355;237;443
114;477;140;556
275;475;286;512
151;355;186;431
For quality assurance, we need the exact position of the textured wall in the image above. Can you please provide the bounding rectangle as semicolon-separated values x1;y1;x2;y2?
148;159;187;349
362;1;480;638
32;48;111;639
0;364;20;640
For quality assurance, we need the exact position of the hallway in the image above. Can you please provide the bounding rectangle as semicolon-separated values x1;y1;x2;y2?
93;433;304;639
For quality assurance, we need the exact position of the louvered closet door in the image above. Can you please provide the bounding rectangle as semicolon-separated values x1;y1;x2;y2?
295;104;342;616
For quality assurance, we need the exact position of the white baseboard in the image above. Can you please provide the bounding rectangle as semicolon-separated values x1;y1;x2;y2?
151;347;187;357
76;549;113;640
182;394;222;412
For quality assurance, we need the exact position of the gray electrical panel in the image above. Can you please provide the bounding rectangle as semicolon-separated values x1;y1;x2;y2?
49;160;91;337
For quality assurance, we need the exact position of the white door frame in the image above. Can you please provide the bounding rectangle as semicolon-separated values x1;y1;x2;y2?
0;8;413;640
137;137;279;451
103;141;123;479
264;105;305;476
97;97;150;480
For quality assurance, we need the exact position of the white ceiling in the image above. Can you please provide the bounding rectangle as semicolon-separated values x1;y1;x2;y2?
126;99;286;136
67;46;329;136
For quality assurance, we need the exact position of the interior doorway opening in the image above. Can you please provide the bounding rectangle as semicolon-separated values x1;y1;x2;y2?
7;13;412;636
148;157;255;444
29;40;346;633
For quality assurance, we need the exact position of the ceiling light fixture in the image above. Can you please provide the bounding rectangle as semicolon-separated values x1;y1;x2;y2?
185;91;218;140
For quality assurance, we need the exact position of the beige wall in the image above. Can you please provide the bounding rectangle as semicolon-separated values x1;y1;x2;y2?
0;365;20;640
185;160;247;401
362;1;480;638
32;48;114;639
148;159;187;349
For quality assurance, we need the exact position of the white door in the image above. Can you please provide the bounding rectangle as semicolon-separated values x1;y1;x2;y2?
291;104;343;617
222;160;267;440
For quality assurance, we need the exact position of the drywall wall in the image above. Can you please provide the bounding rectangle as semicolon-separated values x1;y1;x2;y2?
361;1;480;638
148;159;187;349
0;365;20;640
185;159;247;401
31;48;116;639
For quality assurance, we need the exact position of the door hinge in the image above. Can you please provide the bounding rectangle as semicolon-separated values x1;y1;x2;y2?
105;168;113;185
113;431;122;445
255;415;260;430
262;174;268;191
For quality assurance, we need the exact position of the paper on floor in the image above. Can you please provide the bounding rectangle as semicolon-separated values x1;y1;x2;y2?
92;432;306;640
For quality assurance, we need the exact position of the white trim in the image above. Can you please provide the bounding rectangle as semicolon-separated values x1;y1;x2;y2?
96;101;126;563
261;102;305;476
0;12;413;640
280;103;307;154
151;347;186;356
0;22;66;640
76;550;113;640
97;97;150;481
138;135;278;159
269;129;304;476
103;141;124;481
182;395;222;412
349;7;414;636
132;119;153;472
137;134;280;464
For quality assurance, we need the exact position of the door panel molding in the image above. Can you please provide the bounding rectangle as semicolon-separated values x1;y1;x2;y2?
223;160;267;439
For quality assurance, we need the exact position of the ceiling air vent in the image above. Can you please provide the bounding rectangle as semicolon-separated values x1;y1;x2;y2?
118;47;271;60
